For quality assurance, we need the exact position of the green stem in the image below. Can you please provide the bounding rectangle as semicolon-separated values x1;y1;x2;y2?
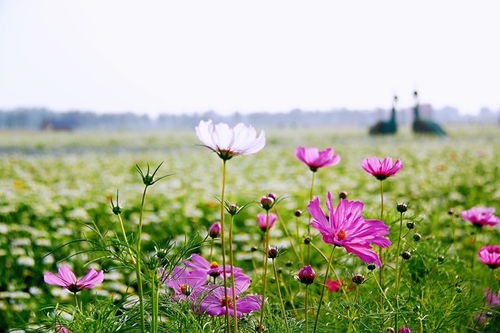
73;292;80;312
151;271;159;333
136;185;148;333
371;270;395;311
305;284;309;333
219;160;230;332
274;208;303;264
117;214;134;260
313;246;335;333
229;215;238;333
272;258;289;331
395;212;404;331
307;172;316;263
258;211;271;332
210;239;214;262
379;181;384;289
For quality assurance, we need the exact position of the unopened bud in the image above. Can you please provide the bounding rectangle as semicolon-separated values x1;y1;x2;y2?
294;209;302;217
413;233;422;241
406;221;415;229
339;191;348;199
367;264;376;271
351;274;365;285
260;196;274;210
397;203;408;213
268;247;279;259
297;265;316;285
303;236;311;245
208;222;221;239
402;251;411;260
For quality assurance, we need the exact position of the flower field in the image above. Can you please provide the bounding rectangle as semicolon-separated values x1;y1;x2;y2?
0;125;499;332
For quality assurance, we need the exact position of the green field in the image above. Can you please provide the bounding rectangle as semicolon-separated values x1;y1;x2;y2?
0;125;499;332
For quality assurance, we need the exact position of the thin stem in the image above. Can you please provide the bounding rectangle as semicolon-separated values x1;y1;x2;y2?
371;271;395;311
395;212;404;330
379;181;384;289
219;160;230;332
307;171;316;263
151;272;159;333
258;211;271;332
274;208;303;264
313;246;335;333
210;239;214;262
229;215;238;333
117;214;134;260
272;258;289;331
136;185;148;333
73;292;80;312
305;284;309;333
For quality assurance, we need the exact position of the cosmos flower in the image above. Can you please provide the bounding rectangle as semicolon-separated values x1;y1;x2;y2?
183;254;243;279
478;245;500;269
295;147;341;172
308;193;391;266
484;288;500;307
297;265;316;285
162;266;207;301
326;279;343;292
44;265;104;293
257;213;277;232
198;274;261;317
195;120;265;160
56;323;71;333
399;328;411;333
461;207;499;227
361;157;403;181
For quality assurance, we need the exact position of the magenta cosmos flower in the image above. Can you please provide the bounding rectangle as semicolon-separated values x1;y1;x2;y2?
198;274;261;317
484;288;500;307
162;266;207;301
478;245;500;269
461;207;499;227
295;147;341;172
361;157;403;180
195;120;265;160
257;213;277;232
308;193;391;266
399;329;411;333
44;265;104;293
183;254;243;279
56;323;71;333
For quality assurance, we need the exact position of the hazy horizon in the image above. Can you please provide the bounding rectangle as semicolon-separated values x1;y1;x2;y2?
1;0;499;115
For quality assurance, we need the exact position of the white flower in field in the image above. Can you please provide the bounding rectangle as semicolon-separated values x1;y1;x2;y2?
195;120;265;160
17;256;35;267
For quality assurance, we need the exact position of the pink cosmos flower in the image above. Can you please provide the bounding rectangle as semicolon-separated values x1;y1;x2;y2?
361;157;403;181
183;254;243;279
295;147;341;172
56;323;71;333
198;274;261;317
461;207;499;227
308;193;391;266
257;213;277;232
484;288;500;307
195;120;265;160
326;279;343;292
162;266;207;301
399;329;411;333
44;265;104;293
478;245;500;269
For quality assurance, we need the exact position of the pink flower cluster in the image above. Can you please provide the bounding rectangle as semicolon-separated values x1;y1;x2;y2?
162;254;262;317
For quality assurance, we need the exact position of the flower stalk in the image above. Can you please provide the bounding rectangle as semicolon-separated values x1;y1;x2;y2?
313;246;335;333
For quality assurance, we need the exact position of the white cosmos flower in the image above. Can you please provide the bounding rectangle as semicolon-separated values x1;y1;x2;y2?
195;120;266;160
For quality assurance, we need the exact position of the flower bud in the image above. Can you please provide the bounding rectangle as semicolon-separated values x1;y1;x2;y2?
112;205;122;215
386;328;395;333
297;265;316;285
351;274;365;285
448;208;454;215
255;324;266;332
402;251;411;260
339;191;348;199
267;193;277;201
260;196;275;210
413;233;422;241
294;209;302;217
406;221;415;229
303;236;311;245
268;247;279;259
367;264;376;271
250;246;258;252
227;204;239;216
285;260;293;267
208;222;221;239
397;203;408;213
438;255;445;263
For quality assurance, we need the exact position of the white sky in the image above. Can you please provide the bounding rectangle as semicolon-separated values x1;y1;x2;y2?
0;0;499;115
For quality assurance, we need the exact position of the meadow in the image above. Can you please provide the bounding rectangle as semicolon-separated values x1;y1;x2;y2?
0;125;498;332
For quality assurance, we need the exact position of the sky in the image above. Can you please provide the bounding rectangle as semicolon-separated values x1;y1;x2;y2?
0;0;499;115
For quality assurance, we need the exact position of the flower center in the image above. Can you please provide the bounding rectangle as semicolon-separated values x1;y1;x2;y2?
337;230;347;241
210;261;219;269
220;296;236;307
180;283;192;296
